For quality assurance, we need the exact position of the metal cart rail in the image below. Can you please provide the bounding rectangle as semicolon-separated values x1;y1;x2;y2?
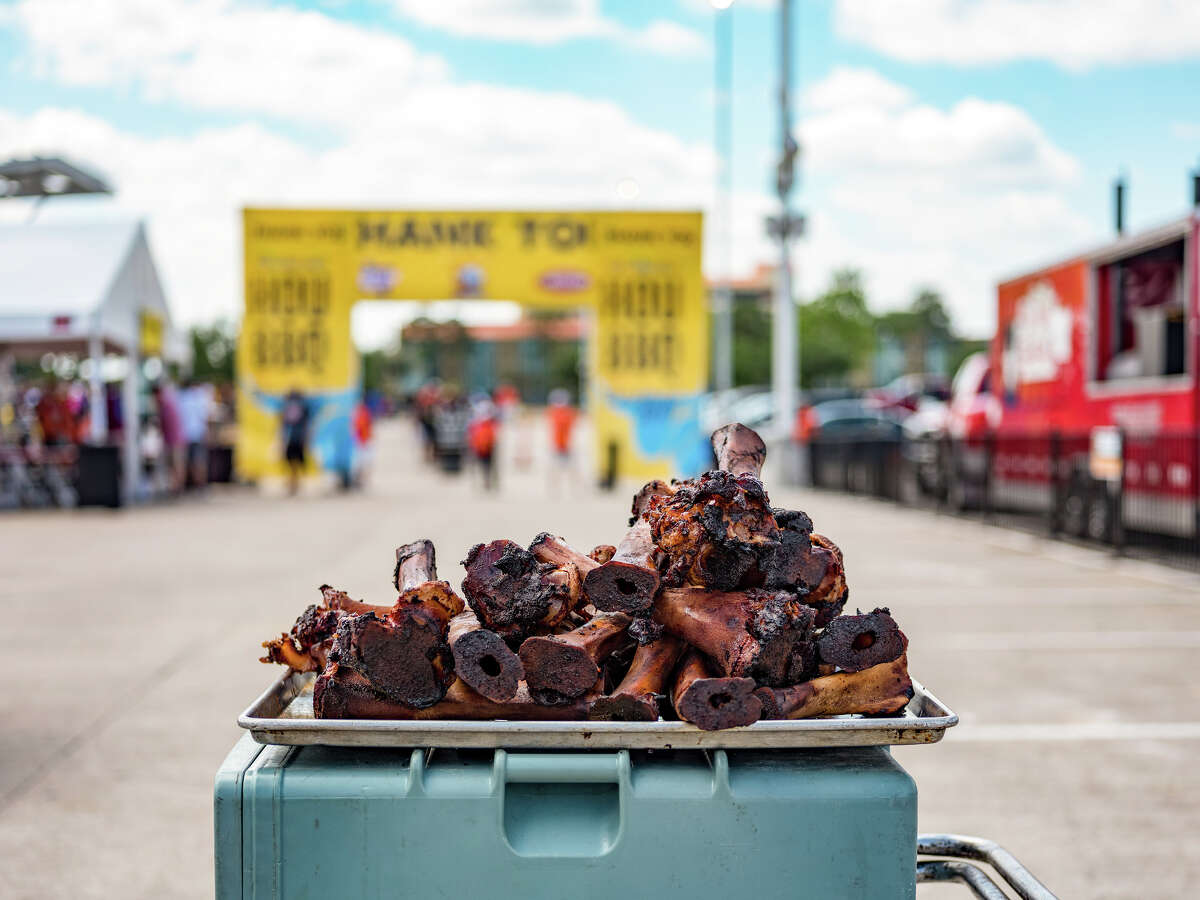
918;834;1058;899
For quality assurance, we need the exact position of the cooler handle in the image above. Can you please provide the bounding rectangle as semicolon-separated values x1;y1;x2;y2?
500;751;628;783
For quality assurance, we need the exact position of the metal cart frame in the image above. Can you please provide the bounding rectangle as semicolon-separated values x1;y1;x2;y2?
918;834;1057;899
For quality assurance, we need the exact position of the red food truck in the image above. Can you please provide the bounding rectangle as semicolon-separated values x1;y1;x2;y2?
983;212;1199;539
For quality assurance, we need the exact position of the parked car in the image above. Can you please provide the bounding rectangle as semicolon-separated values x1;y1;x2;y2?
804;398;904;441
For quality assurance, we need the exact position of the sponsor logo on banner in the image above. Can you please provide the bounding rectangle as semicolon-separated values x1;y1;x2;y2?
456;263;485;298
356;264;400;294
539;269;590;293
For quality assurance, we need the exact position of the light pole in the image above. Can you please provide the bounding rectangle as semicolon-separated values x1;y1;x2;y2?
771;0;801;444
711;0;734;394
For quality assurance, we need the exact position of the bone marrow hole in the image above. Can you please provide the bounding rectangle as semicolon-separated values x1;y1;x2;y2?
852;631;877;651
479;654;501;677
615;577;638;596
709;692;732;709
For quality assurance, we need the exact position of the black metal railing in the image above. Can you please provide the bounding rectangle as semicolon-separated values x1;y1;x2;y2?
806;428;1200;571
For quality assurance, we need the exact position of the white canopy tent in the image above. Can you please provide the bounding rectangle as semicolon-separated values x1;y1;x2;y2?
0;220;184;503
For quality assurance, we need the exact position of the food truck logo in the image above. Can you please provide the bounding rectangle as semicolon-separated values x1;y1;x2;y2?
1004;280;1073;385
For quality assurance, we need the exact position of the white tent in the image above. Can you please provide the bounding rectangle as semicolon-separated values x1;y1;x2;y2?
0;220;183;503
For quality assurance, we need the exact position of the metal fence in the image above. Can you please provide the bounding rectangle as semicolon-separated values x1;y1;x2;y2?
807;429;1200;572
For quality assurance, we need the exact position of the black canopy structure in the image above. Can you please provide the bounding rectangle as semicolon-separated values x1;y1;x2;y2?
0;157;112;199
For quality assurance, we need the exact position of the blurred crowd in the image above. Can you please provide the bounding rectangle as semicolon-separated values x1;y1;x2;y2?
410;379;578;493
0;372;234;508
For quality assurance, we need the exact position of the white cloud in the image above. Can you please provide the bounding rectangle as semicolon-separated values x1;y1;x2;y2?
391;0;705;54
13;0;448;129
796;67;1094;334
803;65;914;111
629;20;708;56
834;0;1200;70
390;0;616;44
0;0;762;330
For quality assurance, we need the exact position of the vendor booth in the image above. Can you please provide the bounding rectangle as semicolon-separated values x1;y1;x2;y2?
0;220;184;506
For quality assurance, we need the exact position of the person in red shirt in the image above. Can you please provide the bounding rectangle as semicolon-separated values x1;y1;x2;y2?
36;379;74;446
467;399;499;491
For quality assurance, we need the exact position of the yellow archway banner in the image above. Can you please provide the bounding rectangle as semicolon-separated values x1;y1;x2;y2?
237;208;710;482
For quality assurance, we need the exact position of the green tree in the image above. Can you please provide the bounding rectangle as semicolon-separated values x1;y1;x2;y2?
797;268;876;385
730;299;772;386
188;320;237;383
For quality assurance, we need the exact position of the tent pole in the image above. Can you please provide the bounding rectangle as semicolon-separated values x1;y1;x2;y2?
121;351;140;505
88;333;108;443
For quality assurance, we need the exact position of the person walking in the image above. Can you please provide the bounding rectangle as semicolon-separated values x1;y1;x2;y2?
280;388;311;496
352;392;374;488
467;398;500;491
152;380;186;493
177;379;213;489
546;388;577;494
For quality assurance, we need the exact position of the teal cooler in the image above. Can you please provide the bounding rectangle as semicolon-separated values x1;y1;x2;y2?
215;734;917;899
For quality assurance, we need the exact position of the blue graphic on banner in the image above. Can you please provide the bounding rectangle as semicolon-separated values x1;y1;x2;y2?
605;392;711;477
250;386;357;478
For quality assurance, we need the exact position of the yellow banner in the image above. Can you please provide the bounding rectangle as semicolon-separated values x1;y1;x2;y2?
238;209;708;481
139;310;164;357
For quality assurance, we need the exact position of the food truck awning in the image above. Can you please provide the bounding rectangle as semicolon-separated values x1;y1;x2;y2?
0;220;184;361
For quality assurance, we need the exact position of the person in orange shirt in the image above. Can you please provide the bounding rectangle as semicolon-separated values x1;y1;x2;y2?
546;388;577;492
353;394;374;487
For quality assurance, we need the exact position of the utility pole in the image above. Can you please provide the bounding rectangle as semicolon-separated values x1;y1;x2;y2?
712;0;734;393
771;0;801;442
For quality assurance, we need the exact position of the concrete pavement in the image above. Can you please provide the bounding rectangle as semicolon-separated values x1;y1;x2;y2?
1;417;1197;898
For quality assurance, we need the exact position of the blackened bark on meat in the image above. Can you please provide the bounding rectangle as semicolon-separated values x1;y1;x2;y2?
653;587;813;686
647;470;781;591
461;539;580;640
328;609;456;709
629;479;676;524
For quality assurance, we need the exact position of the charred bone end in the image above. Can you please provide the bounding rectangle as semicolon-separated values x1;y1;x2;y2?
518;637;601;702
817;607;906;673
583;562;659;614
331;612;454;709
676;676;761;731
452;628;523;702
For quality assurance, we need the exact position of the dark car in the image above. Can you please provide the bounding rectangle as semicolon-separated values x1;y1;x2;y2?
806;398;904;441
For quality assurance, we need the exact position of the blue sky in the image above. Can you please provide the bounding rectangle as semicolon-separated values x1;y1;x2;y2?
2;0;1199;339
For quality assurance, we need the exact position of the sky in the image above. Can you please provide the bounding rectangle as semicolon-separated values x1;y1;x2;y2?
2;0;1199;343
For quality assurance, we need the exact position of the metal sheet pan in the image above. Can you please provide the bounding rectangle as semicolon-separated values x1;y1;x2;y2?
240;671;957;749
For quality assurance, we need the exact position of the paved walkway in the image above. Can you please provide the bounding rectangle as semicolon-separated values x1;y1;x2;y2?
1;418;1197;898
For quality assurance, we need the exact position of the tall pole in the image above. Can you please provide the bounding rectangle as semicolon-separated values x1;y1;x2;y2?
712;1;734;393
772;0;797;441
